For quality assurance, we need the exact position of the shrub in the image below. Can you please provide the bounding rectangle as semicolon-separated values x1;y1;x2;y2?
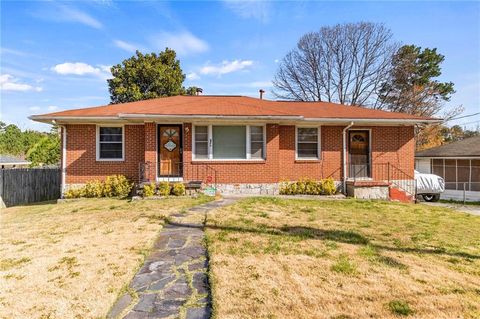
143;182;156;197
104;175;133;198
279;178;337;195
63;175;133;199
84;180;104;198
171;183;185;196
157;181;171;196
64;187;84;199
321;178;336;195
388;300;414;316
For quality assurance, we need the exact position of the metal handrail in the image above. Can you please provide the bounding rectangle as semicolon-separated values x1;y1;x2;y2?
349;162;416;197
139;161;218;189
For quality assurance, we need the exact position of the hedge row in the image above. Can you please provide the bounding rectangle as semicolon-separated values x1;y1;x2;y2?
142;182;185;197
279;178;337;195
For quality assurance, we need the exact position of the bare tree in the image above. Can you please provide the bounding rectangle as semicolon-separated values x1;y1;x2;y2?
273;22;397;106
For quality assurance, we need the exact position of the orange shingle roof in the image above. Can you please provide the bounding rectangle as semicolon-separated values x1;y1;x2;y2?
30;95;438;122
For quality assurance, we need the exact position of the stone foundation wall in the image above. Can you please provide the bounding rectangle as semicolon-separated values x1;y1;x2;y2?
346;184;390;200
214;183;280;195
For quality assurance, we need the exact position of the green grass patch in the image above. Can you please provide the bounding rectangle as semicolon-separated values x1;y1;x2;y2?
388;299;414;316
331;255;357;275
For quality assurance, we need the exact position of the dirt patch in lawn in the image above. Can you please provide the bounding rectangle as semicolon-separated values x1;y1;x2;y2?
205;198;480;319
0;196;211;319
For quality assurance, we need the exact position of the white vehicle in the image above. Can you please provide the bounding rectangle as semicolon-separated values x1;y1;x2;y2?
414;170;445;202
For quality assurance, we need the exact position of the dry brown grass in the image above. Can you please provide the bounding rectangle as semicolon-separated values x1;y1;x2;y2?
0;196;211;319
205;198;480;319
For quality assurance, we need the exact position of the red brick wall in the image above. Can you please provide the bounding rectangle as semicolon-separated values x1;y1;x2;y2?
144;122;157;181
183;124;414;183
64;123;414;185
183;123;280;183
279;126;343;181
65;124;144;184
371;126;415;178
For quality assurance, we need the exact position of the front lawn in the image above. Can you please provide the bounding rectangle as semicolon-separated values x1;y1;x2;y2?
0;196;211;318
206;198;480;319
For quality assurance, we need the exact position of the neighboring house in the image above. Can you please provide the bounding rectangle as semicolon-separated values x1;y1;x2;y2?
30;95;437;198
415;136;480;201
0;155;31;169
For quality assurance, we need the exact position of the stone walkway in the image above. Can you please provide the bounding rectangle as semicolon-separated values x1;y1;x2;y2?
107;197;238;319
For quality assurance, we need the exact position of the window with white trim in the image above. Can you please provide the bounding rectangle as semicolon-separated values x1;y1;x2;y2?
250;126;264;159
296;127;320;159
97;126;123;160
194;126;208;159
193;125;265;160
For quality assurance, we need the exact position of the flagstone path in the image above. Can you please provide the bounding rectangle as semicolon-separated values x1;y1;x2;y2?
107;197;238;319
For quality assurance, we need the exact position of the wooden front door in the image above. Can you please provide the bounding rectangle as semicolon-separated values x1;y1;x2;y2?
158;125;182;177
348;130;370;178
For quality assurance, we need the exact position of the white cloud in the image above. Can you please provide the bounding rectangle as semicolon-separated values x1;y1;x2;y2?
186;72;200;81
0;74;43;92
0;47;28;57
223;0;271;23
47;105;58;111
150;31;209;56
200;60;254;76
51;62;111;79
99;65;112;73
274;59;279;63
28;106;41;111
113;40;143;53
59;6;103;29
52;62;99;75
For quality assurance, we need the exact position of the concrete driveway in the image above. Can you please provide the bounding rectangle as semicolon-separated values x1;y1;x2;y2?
420;201;480;216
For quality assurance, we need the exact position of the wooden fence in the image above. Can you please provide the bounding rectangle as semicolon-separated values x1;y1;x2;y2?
0;168;61;207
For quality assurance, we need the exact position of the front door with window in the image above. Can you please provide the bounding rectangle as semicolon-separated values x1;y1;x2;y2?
348;130;370;178
158;125;182;177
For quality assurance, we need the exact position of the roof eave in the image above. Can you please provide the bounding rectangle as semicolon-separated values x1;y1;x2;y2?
29;114;441;125
302;117;440;125
118;113;305;121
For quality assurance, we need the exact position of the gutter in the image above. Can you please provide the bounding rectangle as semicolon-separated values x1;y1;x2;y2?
117;113;305;121
56;122;67;198
342;122;354;194
303;118;442;125
29;114;441;125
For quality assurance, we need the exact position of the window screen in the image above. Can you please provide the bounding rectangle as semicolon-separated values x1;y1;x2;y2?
194;126;208;159
297;127;319;158
457;159;470;190
212;126;246;159
98;127;123;159
444;159;456;190
250;126;264;159
472;160;480;191
431;159;444;177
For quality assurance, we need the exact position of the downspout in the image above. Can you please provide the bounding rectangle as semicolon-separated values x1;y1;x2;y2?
56;121;67;198
342;121;354;194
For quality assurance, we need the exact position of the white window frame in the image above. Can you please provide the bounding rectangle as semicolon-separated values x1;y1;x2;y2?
96;124;125;161
295;126;321;160
192;124;266;161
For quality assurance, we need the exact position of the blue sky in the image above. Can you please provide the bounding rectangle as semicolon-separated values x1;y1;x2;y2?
1;0;479;131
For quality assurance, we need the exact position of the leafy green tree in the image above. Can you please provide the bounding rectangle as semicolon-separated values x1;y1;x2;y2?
378;45;458;150
0;122;60;165
0;124;24;155
26;135;60;167
21;129;44;155
108;49;186;104
184;86;200;96
378;45;455;116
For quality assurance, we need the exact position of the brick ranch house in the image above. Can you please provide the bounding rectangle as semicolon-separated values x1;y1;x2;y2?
30;95;438;199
